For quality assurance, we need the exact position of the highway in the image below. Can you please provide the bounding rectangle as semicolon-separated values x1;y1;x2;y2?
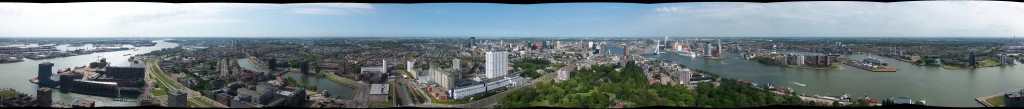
145;57;228;108
393;74;416;107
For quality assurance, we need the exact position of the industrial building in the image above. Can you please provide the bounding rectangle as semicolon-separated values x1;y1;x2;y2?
102;67;145;80
369;84;389;101
448;76;525;100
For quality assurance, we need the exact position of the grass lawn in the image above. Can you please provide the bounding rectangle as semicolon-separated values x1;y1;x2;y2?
0;90;17;99
403;71;416;80
980;60;1000;67
152;87;167;96
943;65;962;70
186;99;202;108
987;96;1005;107
408;89;424;104
148;58;182;90
192;98;216;107
368;101;394;108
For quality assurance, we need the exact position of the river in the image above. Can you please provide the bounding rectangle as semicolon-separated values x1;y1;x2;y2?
606;45;1024;107
235;58;356;99
0;39;177;107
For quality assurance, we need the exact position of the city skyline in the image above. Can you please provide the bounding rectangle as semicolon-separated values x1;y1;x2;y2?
0;1;1022;37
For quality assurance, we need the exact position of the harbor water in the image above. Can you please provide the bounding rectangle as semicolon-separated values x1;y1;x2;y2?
606;45;1024;107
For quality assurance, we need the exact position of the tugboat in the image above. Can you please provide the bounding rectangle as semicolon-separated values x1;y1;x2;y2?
859;93;879;105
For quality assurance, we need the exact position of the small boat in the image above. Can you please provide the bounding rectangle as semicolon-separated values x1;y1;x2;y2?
124;54;131;56
29;77;38;83
792;82;806;87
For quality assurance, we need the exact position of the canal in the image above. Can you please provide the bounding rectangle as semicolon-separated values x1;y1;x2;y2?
236;58;356;99
0;40;177;107
606;45;1024;107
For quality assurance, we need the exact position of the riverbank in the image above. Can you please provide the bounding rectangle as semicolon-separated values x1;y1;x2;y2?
751;56;844;71
25;47;133;60
843;61;898;72
790;65;844;71
941;59;1001;70
976;94;1003;107
877;55;1010;71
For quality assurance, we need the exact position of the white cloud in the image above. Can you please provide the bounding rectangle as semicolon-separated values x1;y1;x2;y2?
638;1;1024;37
0;2;375;37
0;2;271;37
286;3;375;15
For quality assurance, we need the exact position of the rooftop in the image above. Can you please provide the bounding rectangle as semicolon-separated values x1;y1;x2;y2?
370;84;389;95
74;99;95;107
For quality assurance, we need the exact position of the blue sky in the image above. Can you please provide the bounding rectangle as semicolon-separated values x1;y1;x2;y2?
0;2;1021;37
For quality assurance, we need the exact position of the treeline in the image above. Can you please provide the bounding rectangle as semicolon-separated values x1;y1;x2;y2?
500;62;822;108
514;58;551;79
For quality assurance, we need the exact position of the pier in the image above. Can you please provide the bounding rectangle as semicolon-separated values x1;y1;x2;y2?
976;94;1003;107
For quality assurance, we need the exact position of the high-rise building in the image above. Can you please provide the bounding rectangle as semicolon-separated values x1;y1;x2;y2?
796;55;806;65
969;52;978;67
268;58;277;71
469;37;476;48
452;59;461;70
168;89;188;108
716;38;722;57
485;51;509;79
300;60;309;74
382;60;388;73
38;62;54;87
37;87;52;107
555;41;561;50
1000;54;1013;65
1005;89;1024;107
678;69;692;85
407;60;416;78
589;41;595;50
704;42;713;57
430;67;453;90
623;45;630;57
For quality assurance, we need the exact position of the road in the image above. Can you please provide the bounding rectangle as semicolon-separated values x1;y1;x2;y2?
145;56;228;108
406;78;434;104
398;74;433;106
393;74;416;106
